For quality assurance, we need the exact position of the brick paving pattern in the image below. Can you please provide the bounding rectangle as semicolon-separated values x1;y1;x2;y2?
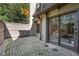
0;36;78;56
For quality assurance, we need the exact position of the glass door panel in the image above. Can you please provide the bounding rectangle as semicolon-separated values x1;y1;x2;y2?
60;13;75;46
49;17;59;43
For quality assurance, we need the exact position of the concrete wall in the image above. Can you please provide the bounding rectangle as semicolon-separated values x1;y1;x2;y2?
4;22;30;40
30;21;37;35
0;20;39;44
41;14;47;42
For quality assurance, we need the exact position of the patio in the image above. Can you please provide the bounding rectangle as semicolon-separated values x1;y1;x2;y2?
0;35;78;56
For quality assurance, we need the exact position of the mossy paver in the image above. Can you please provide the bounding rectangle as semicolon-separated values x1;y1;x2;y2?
0;36;78;56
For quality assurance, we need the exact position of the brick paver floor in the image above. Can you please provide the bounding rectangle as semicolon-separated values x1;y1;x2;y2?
0;36;78;56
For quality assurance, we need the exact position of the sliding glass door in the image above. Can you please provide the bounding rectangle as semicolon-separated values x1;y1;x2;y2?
49;17;59;43
60;13;75;46
48;12;76;47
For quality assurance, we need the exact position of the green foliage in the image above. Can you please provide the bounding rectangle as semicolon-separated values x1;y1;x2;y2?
0;3;30;24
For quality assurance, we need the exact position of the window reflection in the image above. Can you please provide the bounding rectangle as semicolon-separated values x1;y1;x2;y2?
60;13;75;46
49;13;75;46
49;17;59;43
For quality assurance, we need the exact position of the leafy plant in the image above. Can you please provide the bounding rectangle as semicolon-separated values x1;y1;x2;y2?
0;3;30;24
